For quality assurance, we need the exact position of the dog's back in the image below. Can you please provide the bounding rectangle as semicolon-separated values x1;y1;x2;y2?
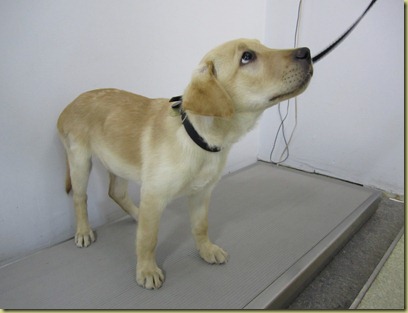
57;89;173;174
58;89;152;149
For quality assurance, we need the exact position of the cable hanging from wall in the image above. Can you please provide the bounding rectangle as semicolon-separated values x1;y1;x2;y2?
269;0;303;164
269;0;378;164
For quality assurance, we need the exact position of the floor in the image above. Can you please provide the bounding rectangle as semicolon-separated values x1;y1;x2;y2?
356;233;404;309
0;162;397;309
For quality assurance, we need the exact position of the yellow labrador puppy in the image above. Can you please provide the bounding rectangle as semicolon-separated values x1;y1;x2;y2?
57;38;313;289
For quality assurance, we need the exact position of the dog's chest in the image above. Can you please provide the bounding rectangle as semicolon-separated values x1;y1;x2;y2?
185;155;225;192
190;166;215;191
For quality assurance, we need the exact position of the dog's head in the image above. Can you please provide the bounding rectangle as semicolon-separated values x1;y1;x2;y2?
183;38;313;117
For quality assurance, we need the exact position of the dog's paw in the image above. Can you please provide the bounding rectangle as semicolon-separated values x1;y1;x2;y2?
75;229;95;248
136;265;164;289
199;243;228;264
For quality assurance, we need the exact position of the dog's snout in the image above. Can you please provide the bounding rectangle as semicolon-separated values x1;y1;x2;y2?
294;47;311;61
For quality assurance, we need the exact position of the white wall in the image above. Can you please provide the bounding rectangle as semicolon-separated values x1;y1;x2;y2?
259;0;404;195
0;0;266;265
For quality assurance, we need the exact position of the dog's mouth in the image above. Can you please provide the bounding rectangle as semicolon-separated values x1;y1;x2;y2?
269;69;313;103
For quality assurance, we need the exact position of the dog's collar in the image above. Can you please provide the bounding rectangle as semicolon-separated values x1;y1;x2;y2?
170;96;221;153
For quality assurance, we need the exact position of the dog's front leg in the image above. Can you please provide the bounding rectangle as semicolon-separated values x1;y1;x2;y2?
136;192;165;289
188;188;228;264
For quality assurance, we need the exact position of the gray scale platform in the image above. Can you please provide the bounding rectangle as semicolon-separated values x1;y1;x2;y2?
0;162;380;309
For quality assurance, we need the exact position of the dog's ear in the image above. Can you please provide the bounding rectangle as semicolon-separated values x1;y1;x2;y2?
182;61;234;117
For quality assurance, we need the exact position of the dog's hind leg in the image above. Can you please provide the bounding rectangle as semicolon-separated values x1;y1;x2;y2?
108;173;139;221
66;144;95;248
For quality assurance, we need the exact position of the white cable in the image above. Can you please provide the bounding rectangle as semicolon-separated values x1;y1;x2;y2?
270;0;303;164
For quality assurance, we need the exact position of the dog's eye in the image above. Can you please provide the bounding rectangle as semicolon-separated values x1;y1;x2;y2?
241;51;255;65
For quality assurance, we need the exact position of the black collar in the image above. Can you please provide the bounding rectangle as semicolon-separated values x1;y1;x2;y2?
170;96;221;153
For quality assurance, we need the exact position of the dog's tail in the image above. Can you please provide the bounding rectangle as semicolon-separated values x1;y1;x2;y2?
65;156;72;194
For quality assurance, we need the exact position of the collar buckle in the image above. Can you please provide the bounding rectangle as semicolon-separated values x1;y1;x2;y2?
169;96;221;153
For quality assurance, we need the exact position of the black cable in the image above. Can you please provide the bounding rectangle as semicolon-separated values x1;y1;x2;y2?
312;0;378;63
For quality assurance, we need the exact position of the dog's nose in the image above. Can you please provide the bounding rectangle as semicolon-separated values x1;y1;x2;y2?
295;47;311;61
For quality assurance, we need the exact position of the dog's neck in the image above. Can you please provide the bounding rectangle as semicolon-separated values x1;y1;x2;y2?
181;110;221;153
170;96;263;152
187;109;263;151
